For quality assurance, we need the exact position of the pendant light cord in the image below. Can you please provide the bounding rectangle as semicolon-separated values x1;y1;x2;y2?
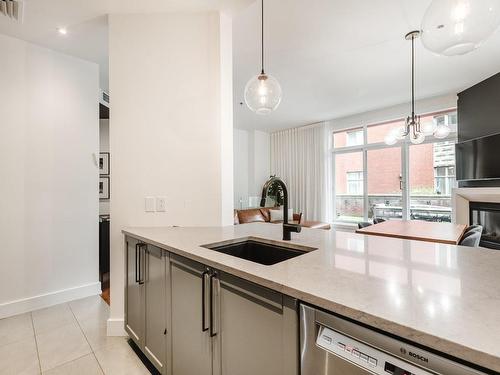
261;0;265;75
411;34;415;119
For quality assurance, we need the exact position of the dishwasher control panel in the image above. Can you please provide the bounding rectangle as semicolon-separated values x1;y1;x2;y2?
316;325;432;375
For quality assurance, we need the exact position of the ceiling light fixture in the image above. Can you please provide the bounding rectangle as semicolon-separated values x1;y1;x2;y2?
57;27;67;35
244;0;282;115
385;31;452;146
421;0;500;56
386;31;425;145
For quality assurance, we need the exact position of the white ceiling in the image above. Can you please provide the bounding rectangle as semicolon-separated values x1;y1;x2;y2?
233;0;500;132
0;0;252;91
1;0;499;132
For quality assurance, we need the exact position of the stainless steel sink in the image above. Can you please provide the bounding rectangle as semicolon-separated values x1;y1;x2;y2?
201;237;317;266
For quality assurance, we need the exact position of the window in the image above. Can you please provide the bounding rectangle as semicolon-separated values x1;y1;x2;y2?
333;128;363;148
367;120;404;144
434;113;458;132
409;141;456;222
367;147;402;220
335;152;363;222
347;171;363;194
435;166;455;195
332;110;457;223
346;130;364;147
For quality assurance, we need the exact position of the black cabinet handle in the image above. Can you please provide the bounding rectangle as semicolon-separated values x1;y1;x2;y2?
209;272;217;337
138;243;146;285
135;243;140;283
201;270;209;332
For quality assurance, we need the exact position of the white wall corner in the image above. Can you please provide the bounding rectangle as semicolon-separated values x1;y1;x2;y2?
219;11;234;225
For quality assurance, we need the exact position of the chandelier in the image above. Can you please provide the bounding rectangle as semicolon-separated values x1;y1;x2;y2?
385;31;451;145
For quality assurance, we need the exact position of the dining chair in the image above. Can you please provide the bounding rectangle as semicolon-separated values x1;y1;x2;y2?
459;230;482;247
373;218;386;224
465;224;483;234
358;222;372;229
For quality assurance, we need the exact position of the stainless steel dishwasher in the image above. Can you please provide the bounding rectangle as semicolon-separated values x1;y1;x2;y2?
300;304;491;375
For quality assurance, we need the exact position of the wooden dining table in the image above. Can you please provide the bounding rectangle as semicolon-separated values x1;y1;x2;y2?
355;220;468;245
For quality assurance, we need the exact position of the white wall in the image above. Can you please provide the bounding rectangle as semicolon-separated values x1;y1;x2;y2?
108;12;233;334
99;119;110;215
0;34;100;318
234;129;250;208
233;129;270;209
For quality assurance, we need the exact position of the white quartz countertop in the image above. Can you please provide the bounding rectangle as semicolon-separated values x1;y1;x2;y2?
122;223;500;373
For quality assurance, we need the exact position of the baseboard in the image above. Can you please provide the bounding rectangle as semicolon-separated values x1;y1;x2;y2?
107;317;127;336
0;281;101;319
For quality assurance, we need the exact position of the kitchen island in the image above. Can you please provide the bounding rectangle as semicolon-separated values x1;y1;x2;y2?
123;223;500;373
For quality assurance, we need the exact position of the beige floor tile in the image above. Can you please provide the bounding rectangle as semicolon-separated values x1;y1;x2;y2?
94;339;150;375
69;296;109;323
43;354;103;375
0;336;40;375
32;304;76;335
0;312;34;347
36;321;92;372
79;316;126;352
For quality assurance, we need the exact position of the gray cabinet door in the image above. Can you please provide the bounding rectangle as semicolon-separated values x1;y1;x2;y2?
125;237;145;347
170;255;212;375
144;245;168;374
215;273;299;375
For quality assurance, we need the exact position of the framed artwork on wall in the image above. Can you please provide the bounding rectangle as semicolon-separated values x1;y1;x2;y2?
99;152;110;175
99;177;110;200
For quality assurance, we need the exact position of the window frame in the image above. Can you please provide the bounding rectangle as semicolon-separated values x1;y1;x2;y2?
346;129;364;147
331;109;458;224
346;171;363;194
434;165;456;196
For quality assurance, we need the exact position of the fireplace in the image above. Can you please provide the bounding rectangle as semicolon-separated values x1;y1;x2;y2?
469;202;500;250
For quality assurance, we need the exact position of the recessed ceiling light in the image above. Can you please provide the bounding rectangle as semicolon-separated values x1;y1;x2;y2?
57;27;67;35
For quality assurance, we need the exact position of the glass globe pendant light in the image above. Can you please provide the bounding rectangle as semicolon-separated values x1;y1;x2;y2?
244;0;282;115
421;0;500;56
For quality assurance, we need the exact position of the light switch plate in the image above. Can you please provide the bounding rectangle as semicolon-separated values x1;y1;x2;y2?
156;196;167;212
145;197;155;212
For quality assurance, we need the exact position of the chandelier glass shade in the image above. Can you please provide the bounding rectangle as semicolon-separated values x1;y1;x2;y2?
421;0;500;56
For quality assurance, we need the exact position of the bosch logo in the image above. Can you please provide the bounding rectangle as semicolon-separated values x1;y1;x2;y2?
400;348;429;363
409;352;429;363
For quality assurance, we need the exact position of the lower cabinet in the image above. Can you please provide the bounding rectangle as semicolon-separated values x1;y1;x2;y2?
125;237;169;374
216;272;299;375
144;245;169;372
125;237;299;375
170;255;213;375
125;237;145;345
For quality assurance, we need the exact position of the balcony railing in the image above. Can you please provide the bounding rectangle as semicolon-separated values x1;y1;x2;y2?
335;194;452;222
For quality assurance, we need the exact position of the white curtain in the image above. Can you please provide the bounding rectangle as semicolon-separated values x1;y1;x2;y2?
270;123;332;222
